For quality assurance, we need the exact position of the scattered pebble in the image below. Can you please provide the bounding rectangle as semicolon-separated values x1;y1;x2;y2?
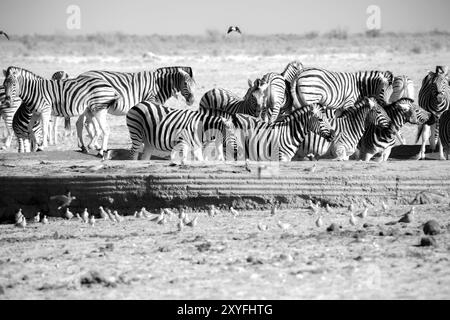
423;220;441;236
420;237;437;247
326;223;339;232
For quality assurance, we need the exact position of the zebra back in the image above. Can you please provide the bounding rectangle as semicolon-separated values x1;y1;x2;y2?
260;72;289;123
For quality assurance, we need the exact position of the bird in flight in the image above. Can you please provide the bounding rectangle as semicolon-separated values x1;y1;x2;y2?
0;31;10;40
227;26;241;34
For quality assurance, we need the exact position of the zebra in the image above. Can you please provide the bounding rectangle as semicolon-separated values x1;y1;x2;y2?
199;79;267;117
357;98;431;162
12;102;43;153
387;75;415;145
416;66;450;160
220;104;335;162
126;101;237;161
290;67;393;113
439;108;450;160
79;66;195;150
2;66;119;154
0;70;69;150
296;97;391;161
260;60;304;123
48;71;70;146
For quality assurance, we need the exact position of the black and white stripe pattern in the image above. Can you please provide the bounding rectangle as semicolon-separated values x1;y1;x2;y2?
221;104;334;162
199;79;267;117
12;101;43;153
291;67;393;114
416;66;450;160
439;108;450;160
126;101;236;161
2;66;119;154
260;73;291;123
296;97;391;161
358;98;431;162
0;85;22;150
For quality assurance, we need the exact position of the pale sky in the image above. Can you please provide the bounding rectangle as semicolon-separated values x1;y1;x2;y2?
1;0;449;35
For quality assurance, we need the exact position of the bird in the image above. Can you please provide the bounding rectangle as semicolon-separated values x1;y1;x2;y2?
207;205;215;217
179;209;187;221
227;26;241;34
158;215;168;225
326;204;334;214
33;212;40;223
348;203;355;212
64;208;73;220
99;206;109;220
308;163;317;173
113;210;123;223
399;207;414;223
270;204;277;216
133;211;138;218
41;215;49;224
315;215;323;228
106;209;116;221
182;213;190;225
81;208;89;223
230;207;239;218
186;216;198;228
50;191;76;210
258;223;268;231
0;31;9;40
89;215;95;226
164;208;175;218
15;216;26;228
358;207;369;219
277;220;291;231
136;210;143;218
15;208;23;223
141;207;151;217
307;200;319;214
349;212;357;226
75;213;83;222
151;211;164;223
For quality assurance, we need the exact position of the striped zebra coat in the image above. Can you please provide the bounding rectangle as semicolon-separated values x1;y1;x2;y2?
2;66;119;153
291;68;393;113
357;98;431;162
260;60;303;123
12;101;43;153
220;104;335;162
416;66;450;160
296;97;391;161
439;108;450;160
199;79;267;117
0;85;22;150
126;101;236;161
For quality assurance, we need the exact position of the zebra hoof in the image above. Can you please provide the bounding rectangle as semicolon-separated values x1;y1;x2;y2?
80;146;88;154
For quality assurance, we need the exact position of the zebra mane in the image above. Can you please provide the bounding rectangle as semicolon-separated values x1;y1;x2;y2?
5;66;44;80
155;66;194;79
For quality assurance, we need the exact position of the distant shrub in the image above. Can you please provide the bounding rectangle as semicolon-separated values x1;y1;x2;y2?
411;45;422;54
304;31;319;39
432;41;443;50
205;29;223;43
366;29;381;38
261;48;276;56
326;28;348;40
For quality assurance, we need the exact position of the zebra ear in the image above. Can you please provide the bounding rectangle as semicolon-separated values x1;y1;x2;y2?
248;79;253;88
2;69;6;77
436;66;448;75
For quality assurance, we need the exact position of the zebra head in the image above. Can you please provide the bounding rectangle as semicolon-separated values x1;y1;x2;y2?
430;66;450;107
280;60;303;83
389;98;426;125
176;68;196;106
388;75;415;104
245;78;268;118
306;104;335;142
362;96;391;129
2;69;21;108
51;71;69;81
359;70;394;104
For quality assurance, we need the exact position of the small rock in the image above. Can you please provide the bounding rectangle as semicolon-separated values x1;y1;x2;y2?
279;254;293;262
326;223;339;232
423;220;440;236
379;231;385;236
420;237;437;247
363;223;372;228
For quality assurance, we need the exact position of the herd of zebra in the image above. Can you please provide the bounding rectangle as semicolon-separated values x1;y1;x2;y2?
0;62;449;162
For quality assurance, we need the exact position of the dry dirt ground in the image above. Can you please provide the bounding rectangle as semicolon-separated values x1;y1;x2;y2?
0;53;450;299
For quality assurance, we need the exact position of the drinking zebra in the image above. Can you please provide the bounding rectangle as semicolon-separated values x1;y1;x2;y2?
126;101;236;161
80;66;195;151
220;104;335;162
290;68;393;113
296;97;391;161
260;60;303;123
2;66;119;154
199;79;267;117
357;98;431;162
416;66;450;160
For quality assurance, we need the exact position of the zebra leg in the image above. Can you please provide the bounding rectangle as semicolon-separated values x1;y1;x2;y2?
17;138;24;153
24;139;30;153
416;124;430;160
92;109;110;157
141;143;153;161
395;131;406;145
363;152;375;162
76;113;88;153
381;147;392;162
437;138;445;160
429;124;437;151
193;145;204;161
2;126;13;150
39;112;50;150
86;112;101;150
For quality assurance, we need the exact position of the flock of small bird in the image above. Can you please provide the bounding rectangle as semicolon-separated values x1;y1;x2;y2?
12;190;417;233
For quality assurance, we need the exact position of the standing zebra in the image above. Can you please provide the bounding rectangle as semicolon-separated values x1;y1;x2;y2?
0;70;70;150
48;71;70;146
12;102;43;153
296;97;391;161
220;104;335;162
80;66;195;151
199;79;267;117
387;75;415;145
416;66;450;160
439;108;450;160
2;66;119;154
126;101;236;161
357;98;431;162
291;67;393;112
260;60;304;123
